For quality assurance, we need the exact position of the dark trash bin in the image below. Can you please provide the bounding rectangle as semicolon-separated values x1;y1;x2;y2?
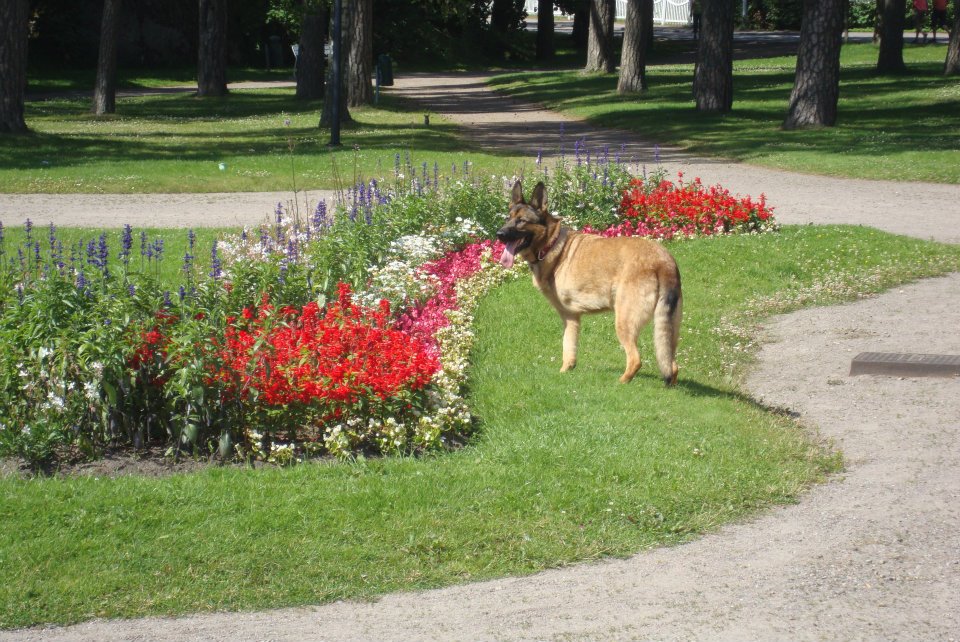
376;54;394;87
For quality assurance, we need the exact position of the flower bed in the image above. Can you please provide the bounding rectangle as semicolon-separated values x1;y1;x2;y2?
0;149;777;468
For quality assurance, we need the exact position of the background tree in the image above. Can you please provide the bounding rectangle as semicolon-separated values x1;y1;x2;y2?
198;0;228;97
321;0;352;128
783;0;845;129
536;0;555;60
945;0;960;74
617;0;653;93
296;2;328;99
876;0;905;72
693;0;734;112
92;0;122;115
0;0;30;133
346;0;372;106
585;0;614;72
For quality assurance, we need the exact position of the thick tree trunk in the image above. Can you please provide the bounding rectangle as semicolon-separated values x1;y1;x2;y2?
693;0;734;112
876;0;905;73
585;0;614;72
197;0;228;97
783;0;845;129
296;6;328;100
92;0;122;115
572;1;589;48
617;0;652;93
0;0;29;133
536;0;555;60
872;0;883;42
346;0;372;106
945;0;960;74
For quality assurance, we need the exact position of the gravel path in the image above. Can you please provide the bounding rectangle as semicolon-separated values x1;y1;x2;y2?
3;68;960;641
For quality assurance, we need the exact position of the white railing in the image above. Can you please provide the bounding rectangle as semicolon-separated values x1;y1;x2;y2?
525;0;691;25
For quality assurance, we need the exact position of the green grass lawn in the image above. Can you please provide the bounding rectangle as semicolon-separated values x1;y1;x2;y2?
488;43;960;183
3;225;959;629
0;91;529;194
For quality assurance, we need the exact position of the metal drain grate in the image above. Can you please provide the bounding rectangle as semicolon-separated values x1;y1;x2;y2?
850;352;960;378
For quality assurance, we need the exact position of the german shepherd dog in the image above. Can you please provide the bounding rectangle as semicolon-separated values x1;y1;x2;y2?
496;180;682;385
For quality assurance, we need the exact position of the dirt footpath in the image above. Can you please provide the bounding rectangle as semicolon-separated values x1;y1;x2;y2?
3;71;960;641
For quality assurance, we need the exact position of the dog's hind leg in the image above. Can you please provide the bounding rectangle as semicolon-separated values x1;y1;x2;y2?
615;292;655;383
653;287;682;386
560;314;580;372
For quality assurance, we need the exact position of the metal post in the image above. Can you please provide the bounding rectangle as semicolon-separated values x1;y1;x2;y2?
330;0;342;146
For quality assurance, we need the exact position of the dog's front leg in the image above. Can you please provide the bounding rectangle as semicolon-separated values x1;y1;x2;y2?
560;314;580;372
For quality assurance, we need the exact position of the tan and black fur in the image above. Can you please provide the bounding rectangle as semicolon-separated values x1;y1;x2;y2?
496;180;682;385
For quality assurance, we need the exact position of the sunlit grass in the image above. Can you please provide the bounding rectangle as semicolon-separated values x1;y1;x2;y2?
489;43;959;183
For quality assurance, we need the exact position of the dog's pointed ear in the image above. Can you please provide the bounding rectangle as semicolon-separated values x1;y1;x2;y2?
529;181;547;213
510;180;524;205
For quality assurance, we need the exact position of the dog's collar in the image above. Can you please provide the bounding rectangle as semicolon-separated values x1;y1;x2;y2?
537;227;568;262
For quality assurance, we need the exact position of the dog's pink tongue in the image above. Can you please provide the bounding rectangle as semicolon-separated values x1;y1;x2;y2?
499;239;520;269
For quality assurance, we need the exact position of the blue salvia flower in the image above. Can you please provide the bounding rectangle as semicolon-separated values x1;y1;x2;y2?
178;285;186;302
313;201;328;234
86;239;97;268
24;218;33;248
259;226;270;252
463;160;469;176
163;290;173;308
16;284;24;305
140;231;148;257
286;238;298;264
55;241;64;272
210;241;222;280
536;148;543;167
128;284;136;297
188;228;196;253
182;250;193;274
97;234;109;275
240;229;248;242
18;246;25;271
275;202;285;245
653;144;661;165
575;139;582;166
433;162;439;189
48;223;56;252
394;152;401;178
152;239;164;262
33;241;40;264
278;258;288;284
120;224;133;265
76;271;87;291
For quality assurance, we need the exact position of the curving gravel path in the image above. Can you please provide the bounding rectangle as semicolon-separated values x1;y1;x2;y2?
3;67;960;641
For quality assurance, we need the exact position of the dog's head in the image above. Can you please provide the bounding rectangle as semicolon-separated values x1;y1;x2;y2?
496;180;557;268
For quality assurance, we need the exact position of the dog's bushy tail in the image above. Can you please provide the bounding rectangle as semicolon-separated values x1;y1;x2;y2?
653;284;682;386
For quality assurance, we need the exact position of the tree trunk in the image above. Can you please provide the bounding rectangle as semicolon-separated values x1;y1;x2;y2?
198;0;228;97
572;1;589;48
296;6;328;100
693;0;734;112
617;0;653;93
536;0;555;60
945;0;960;74
321;0;352;128
783;0;845;129
346;0;372;106
876;0;905;73
872;0;883;42
0;0;29;133
92;0;122;115
585;0;614;72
